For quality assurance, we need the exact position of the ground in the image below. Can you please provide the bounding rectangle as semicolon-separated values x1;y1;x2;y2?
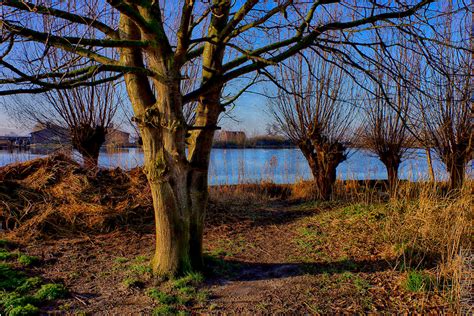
2;198;451;315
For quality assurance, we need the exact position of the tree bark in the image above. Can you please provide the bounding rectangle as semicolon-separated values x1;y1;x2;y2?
299;140;344;201
385;162;400;196
118;10;224;276
446;157;465;191
313;166;337;201
187;94;222;270
425;148;435;182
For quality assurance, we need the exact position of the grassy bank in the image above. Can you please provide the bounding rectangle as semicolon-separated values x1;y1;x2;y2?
0;155;472;314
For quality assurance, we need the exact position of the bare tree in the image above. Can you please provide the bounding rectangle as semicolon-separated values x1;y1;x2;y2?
413;5;473;190
359;86;414;194
269;51;354;200
8;80;121;168
358;44;416;194
0;0;441;276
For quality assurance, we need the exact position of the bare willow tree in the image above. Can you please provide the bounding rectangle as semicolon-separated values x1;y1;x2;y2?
413;4;473;190
359;86;414;194
358;43;416;194
9;81;120;168
0;0;439;276
269;51;354;200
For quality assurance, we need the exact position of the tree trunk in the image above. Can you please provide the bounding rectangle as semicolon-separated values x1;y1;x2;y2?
299;140;344;201
385;162;399;196
72;125;106;169
119;12;223;277
447;158;465;191
140;126;195;275
314;166;337;201
425;148;435;182
187;94;222;270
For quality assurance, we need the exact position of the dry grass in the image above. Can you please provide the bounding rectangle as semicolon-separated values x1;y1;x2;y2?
0;154;153;239
384;183;472;311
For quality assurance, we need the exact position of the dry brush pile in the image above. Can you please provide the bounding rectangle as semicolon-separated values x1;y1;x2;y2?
0;154;153;239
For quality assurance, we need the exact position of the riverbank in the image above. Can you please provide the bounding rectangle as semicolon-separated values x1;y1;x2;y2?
0;155;471;314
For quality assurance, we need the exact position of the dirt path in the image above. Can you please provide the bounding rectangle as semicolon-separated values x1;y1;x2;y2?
10;199;451;314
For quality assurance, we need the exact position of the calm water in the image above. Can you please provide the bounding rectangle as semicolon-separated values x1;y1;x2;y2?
0;147;469;185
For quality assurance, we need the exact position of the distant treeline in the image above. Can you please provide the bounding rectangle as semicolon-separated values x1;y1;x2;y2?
212;135;295;148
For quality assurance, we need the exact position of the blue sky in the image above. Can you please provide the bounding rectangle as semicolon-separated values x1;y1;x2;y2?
0;92;271;136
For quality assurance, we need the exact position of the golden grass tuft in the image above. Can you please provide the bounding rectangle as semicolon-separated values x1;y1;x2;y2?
384;182;472;310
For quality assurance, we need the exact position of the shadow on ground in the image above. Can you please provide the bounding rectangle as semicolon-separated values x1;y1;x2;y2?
205;257;398;284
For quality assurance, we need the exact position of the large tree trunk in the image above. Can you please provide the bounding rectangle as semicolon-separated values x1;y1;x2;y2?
299;140;344;201
137;84;195;276
313;166;337;201
119;10;224;276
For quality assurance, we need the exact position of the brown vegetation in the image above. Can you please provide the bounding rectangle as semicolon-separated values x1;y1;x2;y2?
0;154;152;239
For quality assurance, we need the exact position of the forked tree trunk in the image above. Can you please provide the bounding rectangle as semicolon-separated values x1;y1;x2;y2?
138;90;219;276
119;11;223;277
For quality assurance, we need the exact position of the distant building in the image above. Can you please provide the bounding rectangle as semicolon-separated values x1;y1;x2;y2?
105;128;130;147
30;123;69;145
217;130;246;145
30;123;130;147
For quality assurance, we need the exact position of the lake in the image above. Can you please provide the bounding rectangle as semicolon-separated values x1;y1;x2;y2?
1;147;465;185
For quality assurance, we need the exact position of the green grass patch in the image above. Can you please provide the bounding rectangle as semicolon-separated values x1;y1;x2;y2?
134;255;148;263
404;271;434;292
34;284;67;301
0;263;26;291
172;272;204;289
146;271;207;314
152;304;178;315
114;257;129;264
17;255;40;267
16;278;42;294
129;264;153;275
147;289;178;305
8;303;39;316
0;249;17;261
123;277;144;288
0;242;68;315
